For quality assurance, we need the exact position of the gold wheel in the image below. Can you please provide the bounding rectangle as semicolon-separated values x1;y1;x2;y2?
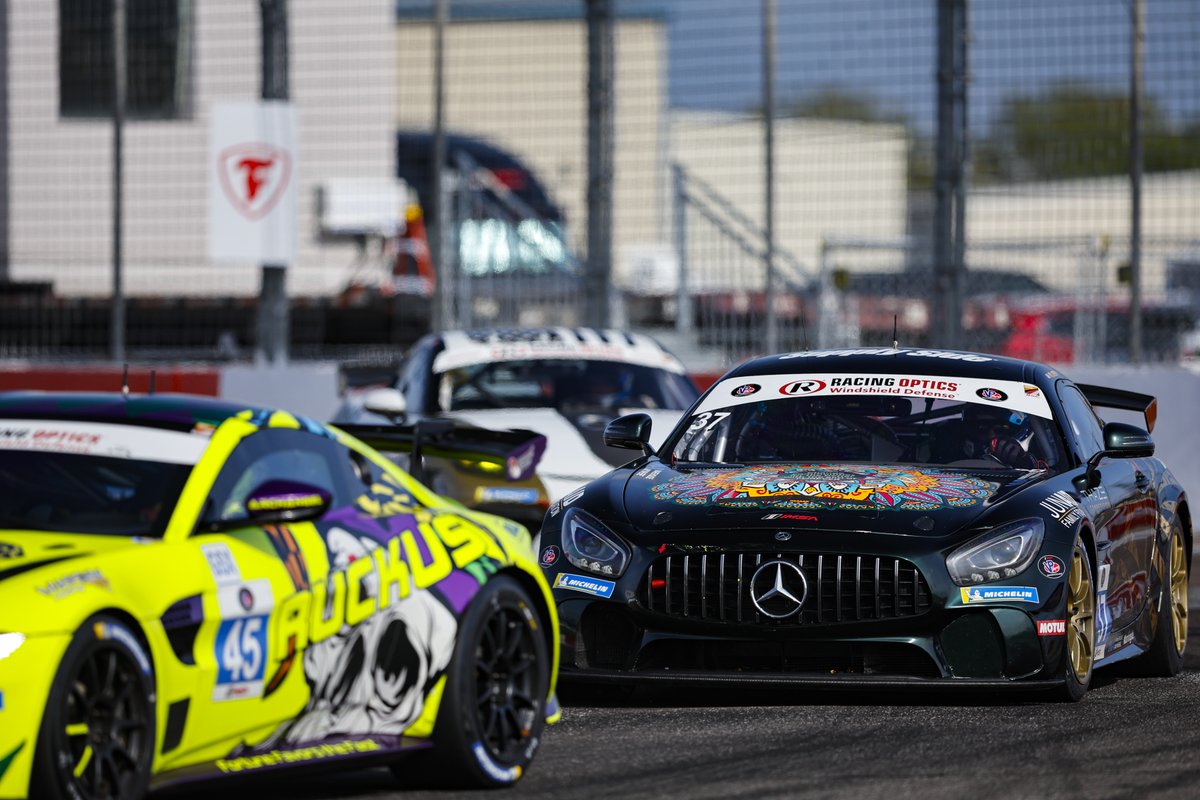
1066;543;1095;683
1170;526;1189;655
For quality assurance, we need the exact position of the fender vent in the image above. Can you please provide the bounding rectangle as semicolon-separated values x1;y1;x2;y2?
161;595;204;666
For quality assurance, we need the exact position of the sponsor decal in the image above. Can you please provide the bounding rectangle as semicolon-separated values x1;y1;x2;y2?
653;465;996;512
1038;554;1066;579
780;379;827;395
1023;385;1041;398
202;542;242;586
247;493;324;512
1096;587;1112;657
1095;644;1106;660
976;387;1008;402
472;741;522;783
540;545;560;567
778;348;992;362
94;622;152;674
506;442;538;481
0;541;22;559
1040;491;1083;527
1080;486;1111;517
1037;619;1066;636
959;586;1040;604
36;569;111;599
763;513;819;521
215;738;383;774
476;486;540;505
635;466;663;481
560;488;585;508
732;383;761;397
553;572;616;598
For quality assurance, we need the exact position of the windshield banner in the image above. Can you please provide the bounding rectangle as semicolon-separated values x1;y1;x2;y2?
0;420;209;464
697;374;1054;419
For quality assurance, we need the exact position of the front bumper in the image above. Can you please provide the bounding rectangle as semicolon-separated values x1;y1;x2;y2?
545;543;1072;687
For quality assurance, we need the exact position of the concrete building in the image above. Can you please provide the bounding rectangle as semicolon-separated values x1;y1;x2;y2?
3;1;396;296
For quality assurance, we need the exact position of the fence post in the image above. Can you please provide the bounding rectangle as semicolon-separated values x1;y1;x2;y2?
673;164;693;335
257;0;289;365
586;0;614;329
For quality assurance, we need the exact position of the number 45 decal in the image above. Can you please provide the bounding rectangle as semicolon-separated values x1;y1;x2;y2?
215;615;267;696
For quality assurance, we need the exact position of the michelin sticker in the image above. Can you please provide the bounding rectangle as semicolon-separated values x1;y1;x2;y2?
960;586;1039;604
554;573;616;599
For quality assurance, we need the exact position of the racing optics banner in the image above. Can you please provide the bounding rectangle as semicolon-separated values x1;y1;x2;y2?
696;374;1054;419
0;420;209;464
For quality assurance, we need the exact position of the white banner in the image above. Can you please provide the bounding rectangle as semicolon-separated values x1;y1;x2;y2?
697;373;1055;419
208;101;298;265
0;420;209;464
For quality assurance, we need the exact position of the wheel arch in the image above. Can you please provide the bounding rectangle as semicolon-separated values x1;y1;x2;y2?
497;567;558;688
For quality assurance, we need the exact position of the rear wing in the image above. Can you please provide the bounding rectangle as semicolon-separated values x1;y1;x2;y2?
1077;384;1158;433
332;420;546;484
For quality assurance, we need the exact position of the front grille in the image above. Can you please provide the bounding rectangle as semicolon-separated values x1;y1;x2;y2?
643;551;933;626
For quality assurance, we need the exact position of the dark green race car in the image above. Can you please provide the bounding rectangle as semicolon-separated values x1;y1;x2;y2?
539;347;1190;701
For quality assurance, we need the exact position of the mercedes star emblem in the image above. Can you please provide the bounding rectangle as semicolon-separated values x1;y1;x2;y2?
749;559;809;619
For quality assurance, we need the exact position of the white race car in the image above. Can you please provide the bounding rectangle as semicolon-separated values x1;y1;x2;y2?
333;327;700;531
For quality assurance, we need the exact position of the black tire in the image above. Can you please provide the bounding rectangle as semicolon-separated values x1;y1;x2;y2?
1056;540;1095;702
32;614;156;800
391;575;549;789
1127;520;1188;677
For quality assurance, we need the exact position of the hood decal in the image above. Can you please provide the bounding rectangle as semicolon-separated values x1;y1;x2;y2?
650;464;998;512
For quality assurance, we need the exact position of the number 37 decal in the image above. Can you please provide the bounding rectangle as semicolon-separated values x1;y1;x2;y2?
687;411;731;433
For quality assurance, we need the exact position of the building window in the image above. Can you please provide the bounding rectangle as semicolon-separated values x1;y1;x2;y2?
59;0;191;119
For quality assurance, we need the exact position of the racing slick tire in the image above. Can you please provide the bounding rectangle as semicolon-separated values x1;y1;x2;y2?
1056;541;1096;702
1127;520;1188;677
391;575;549;789
32;614;156;800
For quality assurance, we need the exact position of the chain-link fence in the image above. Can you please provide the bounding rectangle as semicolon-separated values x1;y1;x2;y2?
1;0;1198;368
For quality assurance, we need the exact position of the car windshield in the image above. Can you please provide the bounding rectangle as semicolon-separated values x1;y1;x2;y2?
670;375;1066;470
0;420;205;536
439;359;697;412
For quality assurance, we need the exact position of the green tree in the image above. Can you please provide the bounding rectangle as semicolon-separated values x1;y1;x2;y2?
981;82;1200;181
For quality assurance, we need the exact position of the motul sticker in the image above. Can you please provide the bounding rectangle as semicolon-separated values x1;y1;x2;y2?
1037;619;1066;636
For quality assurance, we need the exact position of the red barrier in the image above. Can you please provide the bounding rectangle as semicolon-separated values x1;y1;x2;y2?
0;366;220;396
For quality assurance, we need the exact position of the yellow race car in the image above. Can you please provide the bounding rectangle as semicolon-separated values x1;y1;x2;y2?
0;392;559;799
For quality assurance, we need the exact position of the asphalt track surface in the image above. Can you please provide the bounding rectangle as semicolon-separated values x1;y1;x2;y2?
167;557;1200;800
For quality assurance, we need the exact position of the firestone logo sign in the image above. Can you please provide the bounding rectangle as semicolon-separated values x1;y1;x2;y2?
217;143;292;221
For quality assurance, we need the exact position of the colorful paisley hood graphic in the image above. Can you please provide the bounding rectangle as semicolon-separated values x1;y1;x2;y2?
650;464;999;512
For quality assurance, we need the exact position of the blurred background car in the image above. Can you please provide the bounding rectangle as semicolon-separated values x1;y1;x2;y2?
334;327;700;531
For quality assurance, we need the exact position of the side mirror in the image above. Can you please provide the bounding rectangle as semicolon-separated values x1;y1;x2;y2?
1103;421;1155;458
604;413;655;456
1076;421;1155;490
205;480;332;532
364;387;407;421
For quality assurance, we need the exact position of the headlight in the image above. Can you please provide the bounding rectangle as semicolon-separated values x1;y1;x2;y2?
946;518;1045;587
561;508;630;578
0;632;25;661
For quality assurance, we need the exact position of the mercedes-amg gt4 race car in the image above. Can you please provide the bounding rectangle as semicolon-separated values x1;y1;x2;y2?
0;392;558;799
539;347;1190;701
334;327;700;530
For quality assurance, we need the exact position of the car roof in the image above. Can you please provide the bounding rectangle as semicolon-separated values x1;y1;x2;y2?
0;392;279;432
433;327;689;374
727;347;1048;383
